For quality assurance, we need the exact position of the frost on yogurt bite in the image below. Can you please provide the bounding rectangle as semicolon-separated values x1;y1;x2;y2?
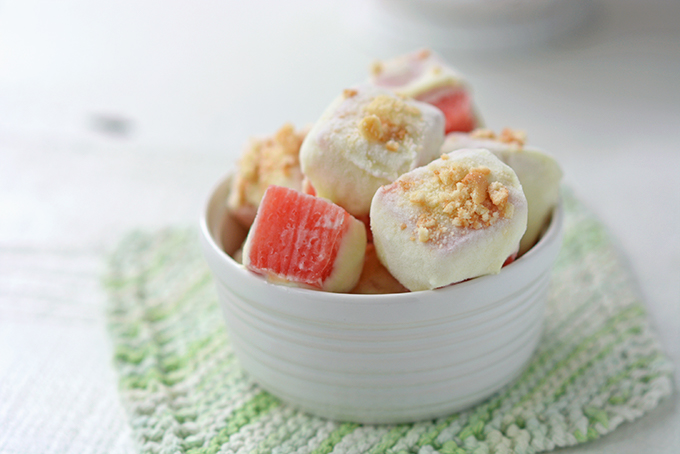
442;128;562;256
300;85;445;218
242;185;367;293
370;149;528;291
369;49;481;134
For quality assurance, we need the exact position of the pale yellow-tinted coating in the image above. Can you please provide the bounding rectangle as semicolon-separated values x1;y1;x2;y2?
322;216;368;293
442;128;562;255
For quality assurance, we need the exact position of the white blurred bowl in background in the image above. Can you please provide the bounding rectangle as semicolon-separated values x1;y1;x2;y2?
350;0;595;51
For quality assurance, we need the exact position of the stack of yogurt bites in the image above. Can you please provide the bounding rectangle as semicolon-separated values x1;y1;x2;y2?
226;50;562;293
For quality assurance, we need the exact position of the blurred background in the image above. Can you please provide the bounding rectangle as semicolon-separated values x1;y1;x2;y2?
1;0;678;452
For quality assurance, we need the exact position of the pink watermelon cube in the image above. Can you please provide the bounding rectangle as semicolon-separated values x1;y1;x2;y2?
369;49;480;135
242;186;367;292
420;88;477;134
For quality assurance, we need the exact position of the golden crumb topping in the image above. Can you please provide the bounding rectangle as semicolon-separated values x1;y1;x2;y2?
404;164;514;243
499;128;527;146
359;115;384;142
470;127;527;147
365;94;421;121
358;95;421;147
469;128;496;140
385;140;399;152
370;61;383;76
233;123;306;205
343;88;358;98
240;123;303;182
417;49;431;60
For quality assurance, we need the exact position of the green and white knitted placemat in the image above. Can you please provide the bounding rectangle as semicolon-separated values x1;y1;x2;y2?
106;193;673;454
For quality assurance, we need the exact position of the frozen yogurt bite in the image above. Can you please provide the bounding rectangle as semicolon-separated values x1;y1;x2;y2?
442;128;562;255
300;85;445;217
369;49;480;134
242;186;367;293
350;244;408;294
370;148;528;291
227;123;308;228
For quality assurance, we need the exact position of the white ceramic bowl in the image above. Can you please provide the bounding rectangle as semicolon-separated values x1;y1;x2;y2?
200;174;564;424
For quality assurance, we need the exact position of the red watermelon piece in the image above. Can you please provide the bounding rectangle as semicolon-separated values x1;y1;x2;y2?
503;251;518;267
425;89;477;134
302;176;316;196
243;186;367;292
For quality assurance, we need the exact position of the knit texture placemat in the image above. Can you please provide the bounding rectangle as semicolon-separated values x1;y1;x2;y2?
105;193;673;454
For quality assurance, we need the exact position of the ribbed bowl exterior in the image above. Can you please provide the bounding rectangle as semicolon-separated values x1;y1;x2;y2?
200;174;564;424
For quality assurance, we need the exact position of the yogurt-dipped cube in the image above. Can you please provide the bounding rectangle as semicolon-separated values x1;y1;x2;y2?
442;128;562;255
350;244;409;294
300;85;445;217
242;186;367;293
369;49;480;134
370;149;528;291
227;123;307;228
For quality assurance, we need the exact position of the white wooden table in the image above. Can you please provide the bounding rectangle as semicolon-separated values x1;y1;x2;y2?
1;1;678;452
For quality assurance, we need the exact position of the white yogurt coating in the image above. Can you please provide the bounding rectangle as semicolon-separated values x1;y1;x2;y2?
299;85;445;217
369;49;468;99
370;148;528;291
442;130;562;255
321;217;368;293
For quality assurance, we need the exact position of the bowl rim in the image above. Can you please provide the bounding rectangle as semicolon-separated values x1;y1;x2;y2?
200;171;563;303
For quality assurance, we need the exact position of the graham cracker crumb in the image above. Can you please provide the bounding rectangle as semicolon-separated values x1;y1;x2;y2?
231;123;306;206
359;115;384;142
396;179;415;192
440;153;449;160
371;61;383;76
434;165;468;187
404;163;514;243
470;128;527;147
488;181;509;207
417;226;430;242
461;166;491;205
343;88;358;98
359;94;421;146
499;128;527;146
417;49;431;60
470;128;497;140
365;94;421;120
